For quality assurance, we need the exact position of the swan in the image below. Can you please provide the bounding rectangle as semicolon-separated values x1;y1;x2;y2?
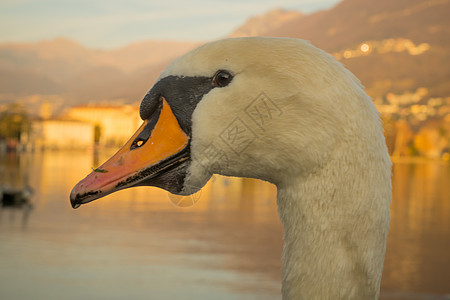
70;37;392;299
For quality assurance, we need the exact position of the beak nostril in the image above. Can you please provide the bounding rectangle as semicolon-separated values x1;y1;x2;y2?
131;99;164;151
131;138;146;150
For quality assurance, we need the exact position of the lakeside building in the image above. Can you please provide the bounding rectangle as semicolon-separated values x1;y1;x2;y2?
24;119;94;151
20;103;141;151
64;104;141;147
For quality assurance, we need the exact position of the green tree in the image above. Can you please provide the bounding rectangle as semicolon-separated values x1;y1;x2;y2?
0;104;30;140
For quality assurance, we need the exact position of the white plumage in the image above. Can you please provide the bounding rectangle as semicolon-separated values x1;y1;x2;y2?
171;38;392;299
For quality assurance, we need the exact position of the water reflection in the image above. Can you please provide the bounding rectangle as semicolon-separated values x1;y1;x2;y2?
381;162;450;299
0;152;34;228
0;151;449;299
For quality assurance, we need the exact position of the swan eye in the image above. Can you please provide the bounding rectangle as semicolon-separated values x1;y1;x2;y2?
212;70;233;87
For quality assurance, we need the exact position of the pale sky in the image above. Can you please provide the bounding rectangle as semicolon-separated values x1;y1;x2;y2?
0;0;340;49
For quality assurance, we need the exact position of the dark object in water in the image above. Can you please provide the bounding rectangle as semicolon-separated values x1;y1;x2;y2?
0;186;33;207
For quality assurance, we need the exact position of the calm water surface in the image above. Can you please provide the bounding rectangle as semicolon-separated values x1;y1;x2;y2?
0;151;449;300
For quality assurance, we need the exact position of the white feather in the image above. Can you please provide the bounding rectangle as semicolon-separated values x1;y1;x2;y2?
160;37;391;300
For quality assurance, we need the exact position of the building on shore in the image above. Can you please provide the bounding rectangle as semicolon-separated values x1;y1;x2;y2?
24;119;94;151
64;104;141;147
21;103;141;151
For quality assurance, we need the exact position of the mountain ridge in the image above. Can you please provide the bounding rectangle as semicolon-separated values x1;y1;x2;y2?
0;38;200;107
1;0;448;114
237;0;450;98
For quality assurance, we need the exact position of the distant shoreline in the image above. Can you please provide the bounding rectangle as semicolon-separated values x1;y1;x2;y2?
390;156;449;164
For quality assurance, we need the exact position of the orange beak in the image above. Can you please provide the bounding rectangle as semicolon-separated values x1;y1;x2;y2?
70;98;189;208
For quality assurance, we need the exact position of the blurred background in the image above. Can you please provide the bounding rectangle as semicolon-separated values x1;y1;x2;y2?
0;0;449;299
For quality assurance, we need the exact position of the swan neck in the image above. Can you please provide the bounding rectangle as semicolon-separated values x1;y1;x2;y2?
276;153;390;299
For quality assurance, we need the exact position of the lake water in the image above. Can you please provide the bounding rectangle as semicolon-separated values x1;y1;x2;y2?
0;151;449;300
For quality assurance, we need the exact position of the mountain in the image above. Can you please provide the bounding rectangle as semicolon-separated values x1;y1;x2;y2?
1;0;448;116
230;8;303;37
229;0;450;99
0;38;199;109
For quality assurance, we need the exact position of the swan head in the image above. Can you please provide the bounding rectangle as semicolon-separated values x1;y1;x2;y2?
70;37;381;208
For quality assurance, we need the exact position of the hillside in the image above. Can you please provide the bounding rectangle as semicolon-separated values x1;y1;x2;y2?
0;0;448;117
230;8;303;37
0;38;199;109
231;0;450;99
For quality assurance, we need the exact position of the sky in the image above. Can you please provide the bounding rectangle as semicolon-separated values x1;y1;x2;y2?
0;0;340;49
